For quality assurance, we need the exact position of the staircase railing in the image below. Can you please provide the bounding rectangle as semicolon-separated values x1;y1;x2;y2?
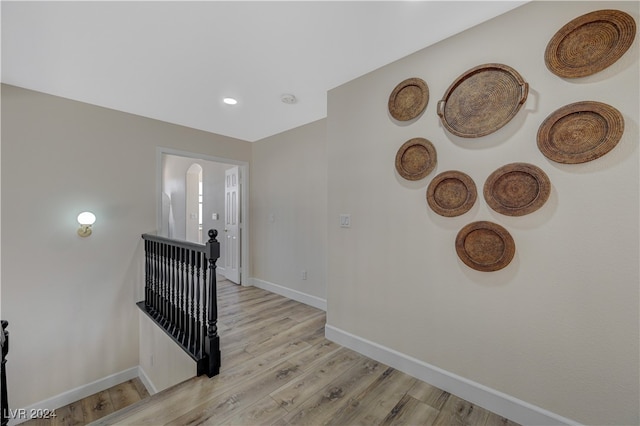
1;320;8;426
138;229;220;377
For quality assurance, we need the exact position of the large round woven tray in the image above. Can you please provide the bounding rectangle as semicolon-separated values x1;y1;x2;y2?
484;163;551;217
395;138;437;181
537;101;624;164
455;221;515;272
437;63;528;138
545;9;636;78
426;171;477;217
388;78;429;121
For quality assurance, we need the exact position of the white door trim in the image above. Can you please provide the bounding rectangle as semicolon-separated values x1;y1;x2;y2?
156;147;249;284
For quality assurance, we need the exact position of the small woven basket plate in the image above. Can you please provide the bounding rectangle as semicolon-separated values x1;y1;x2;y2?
455;221;515;272
484;163;551;217
395;138;437;181
437;63;528;138
388;78;429;121
427;170;477;217
537;101;624;164
545;9;636;78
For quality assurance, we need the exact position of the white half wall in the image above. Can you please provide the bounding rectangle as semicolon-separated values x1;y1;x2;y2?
138;311;195;394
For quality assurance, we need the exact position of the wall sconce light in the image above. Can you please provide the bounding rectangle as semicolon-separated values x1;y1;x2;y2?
77;211;96;237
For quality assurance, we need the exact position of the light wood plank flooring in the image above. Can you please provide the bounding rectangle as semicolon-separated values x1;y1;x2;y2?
25;278;521;425
20;378;149;426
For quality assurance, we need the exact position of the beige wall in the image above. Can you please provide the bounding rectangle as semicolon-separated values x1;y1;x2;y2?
251;119;327;302
326;2;638;425
0;84;251;409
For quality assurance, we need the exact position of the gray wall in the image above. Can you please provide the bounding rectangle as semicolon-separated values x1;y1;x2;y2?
326;2;638;425
251;119;327;302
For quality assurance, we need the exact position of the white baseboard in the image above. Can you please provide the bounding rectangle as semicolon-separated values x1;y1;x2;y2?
325;324;580;426
137;365;158;396
249;278;327;311
8;367;140;425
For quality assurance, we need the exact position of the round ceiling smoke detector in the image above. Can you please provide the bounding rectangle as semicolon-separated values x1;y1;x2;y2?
281;94;297;104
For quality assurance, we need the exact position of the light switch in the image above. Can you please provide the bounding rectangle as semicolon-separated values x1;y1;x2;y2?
212;213;218;220
339;214;351;228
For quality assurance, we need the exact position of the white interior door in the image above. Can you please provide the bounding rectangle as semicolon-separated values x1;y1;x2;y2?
224;166;241;284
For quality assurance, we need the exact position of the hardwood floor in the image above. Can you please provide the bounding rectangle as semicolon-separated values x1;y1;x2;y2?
20;379;149;426
26;278;521;425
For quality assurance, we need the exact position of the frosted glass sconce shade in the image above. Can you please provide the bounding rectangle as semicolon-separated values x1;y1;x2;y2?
77;211;96;237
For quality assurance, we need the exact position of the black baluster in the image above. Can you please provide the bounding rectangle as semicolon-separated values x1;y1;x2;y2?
144;239;150;308
1;320;9;426
189;248;200;354
183;248;190;346
178;247;184;337
153;240;160;316
158;241;164;319
203;229;220;377
184;250;193;348
200;251;207;358
165;243;171;326
148;240;154;313
193;253;204;355
156;241;162;317
170;245;177;335
156;241;163;321
181;248;189;346
164;243;170;327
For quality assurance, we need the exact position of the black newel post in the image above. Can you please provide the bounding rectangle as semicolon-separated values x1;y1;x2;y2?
204;229;221;377
1;320;9;426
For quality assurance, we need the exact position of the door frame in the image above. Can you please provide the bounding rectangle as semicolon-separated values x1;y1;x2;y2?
156;147;249;285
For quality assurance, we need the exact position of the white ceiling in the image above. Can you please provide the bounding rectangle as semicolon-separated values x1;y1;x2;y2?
2;1;526;142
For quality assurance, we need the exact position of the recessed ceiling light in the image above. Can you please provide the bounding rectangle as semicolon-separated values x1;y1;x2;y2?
223;97;238;105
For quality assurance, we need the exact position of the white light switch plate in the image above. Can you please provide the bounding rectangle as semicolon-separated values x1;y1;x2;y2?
339;214;351;228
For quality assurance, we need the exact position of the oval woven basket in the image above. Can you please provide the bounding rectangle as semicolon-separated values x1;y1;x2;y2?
395;138;437;181
437;63;528;138
545;9;636;78
426;170;477;217
537;101;624;164
455;221;515;272
388;78;429;121
483;163;551;217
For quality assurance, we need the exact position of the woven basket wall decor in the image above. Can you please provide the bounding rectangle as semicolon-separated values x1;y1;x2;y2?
426;171;477;217
455;221;515;272
388;78;429;121
537;101;624;164
395;138;437;181
437;63;528;138
545;9;636;78
483;163;551;217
